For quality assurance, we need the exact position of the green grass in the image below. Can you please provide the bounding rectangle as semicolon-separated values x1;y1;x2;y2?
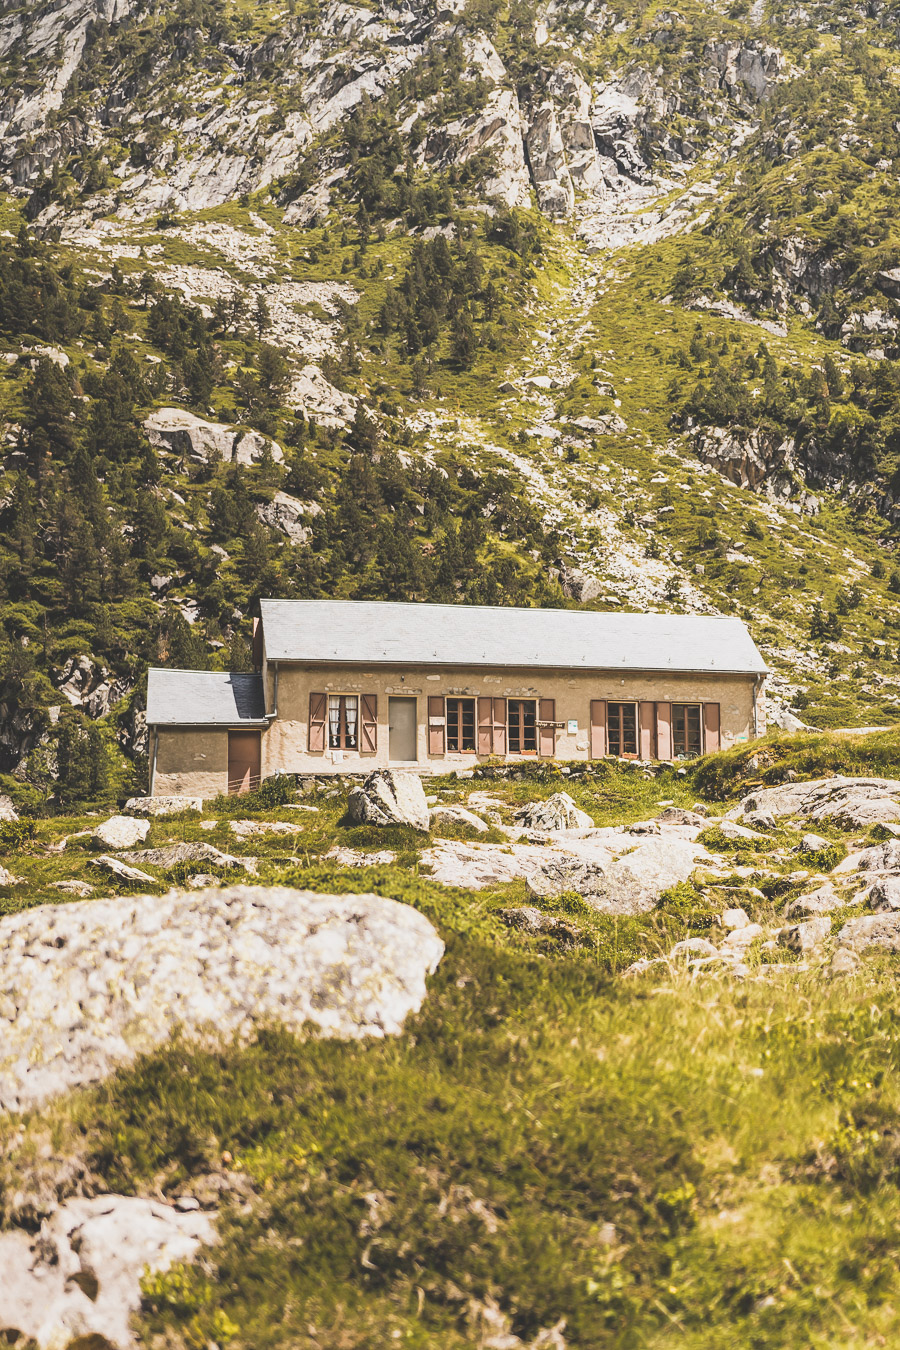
4;744;900;1342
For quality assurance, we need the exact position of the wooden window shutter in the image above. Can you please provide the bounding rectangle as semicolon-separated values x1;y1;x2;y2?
428;695;445;755
477;697;493;754
360;694;378;753
656;703;673;761
590;700;607;758
703;702;720;753
492;698;507;755
639;701;656;760
539;698;556;757
309;692;327;752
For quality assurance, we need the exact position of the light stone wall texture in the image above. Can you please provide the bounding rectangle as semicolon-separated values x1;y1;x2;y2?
153;726;229;797
155;665;764;794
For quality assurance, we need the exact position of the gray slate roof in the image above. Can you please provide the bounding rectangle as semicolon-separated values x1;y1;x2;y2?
146;668;267;726
259;600;768;675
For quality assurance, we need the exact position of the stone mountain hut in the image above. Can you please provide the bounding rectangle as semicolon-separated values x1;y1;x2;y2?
145;599;768;797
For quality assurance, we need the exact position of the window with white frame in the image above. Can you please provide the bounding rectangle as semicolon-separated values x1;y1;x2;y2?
328;694;358;750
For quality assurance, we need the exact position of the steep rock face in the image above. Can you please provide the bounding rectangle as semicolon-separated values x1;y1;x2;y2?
702;40;783;102
0;0;140;146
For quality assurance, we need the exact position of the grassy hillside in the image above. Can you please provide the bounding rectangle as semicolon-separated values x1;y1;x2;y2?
5;737;900;1345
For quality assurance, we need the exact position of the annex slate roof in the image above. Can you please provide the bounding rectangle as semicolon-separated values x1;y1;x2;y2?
146;668;267;726
258;600;768;675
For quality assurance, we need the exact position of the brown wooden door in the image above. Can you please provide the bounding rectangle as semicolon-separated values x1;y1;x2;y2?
228;730;261;794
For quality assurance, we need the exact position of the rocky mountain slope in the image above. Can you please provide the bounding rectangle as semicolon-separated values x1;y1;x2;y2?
4;0;900;799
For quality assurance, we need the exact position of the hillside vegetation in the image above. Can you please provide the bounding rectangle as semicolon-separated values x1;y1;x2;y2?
4;0;900;797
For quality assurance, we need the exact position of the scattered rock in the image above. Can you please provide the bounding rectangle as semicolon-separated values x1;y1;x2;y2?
670;937;720;959
430;805;489;833
229;819;302;839
89;855;156;884
657;806;708;827
838;912;900;953
714;820;766;841
0;885;444;1113
51;879;94;897
0;794;18;822
830;948;860;976
325;845;398;867
720;923;763;953
856;840;900;874
799;833;830;853
513;792;594;831
125;795;204;817
91;815;150;851
121;842;256;873
0;865;20;887
498;906;581;941
0;1194;216;1349
744;810;777;831
527;835;713;916
777;916;831;953
867;876;900;912
783;881;844;918
721;907;750;930
347;769;430;832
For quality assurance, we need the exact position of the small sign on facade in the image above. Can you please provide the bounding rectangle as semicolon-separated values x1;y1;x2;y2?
567;719;578;734
536;720;566;729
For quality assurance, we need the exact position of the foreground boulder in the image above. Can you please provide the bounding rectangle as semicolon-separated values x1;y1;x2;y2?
347;769;430;831
514;791;594;831
738;777;900;829
0;886;443;1113
0;1195;215;1349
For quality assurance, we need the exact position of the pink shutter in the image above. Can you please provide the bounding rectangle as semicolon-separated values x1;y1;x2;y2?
360;694;377;753
656;703;673;761
539;698;556;757
477;697;493;754
703;702;720;753
309;692;327;752
590;700;607;758
492;698;507;756
428;695;445;755
639;701;656;760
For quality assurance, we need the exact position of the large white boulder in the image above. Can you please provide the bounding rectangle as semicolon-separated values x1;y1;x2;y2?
0;1195;215;1350
347;770;430;832
0;885;443;1113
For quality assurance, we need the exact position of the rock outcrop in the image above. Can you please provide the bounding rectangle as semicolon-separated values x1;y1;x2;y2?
737;778;900;830
145;408;284;466
0;885;443;1112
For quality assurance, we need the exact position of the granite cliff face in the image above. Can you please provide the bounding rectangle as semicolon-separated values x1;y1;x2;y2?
2;0;900;789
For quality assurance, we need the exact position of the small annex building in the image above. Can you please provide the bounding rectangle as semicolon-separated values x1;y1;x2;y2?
146;599;768;797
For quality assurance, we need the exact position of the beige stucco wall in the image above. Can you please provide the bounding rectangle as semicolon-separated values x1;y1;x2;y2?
153;728;229;798
258;663;765;777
